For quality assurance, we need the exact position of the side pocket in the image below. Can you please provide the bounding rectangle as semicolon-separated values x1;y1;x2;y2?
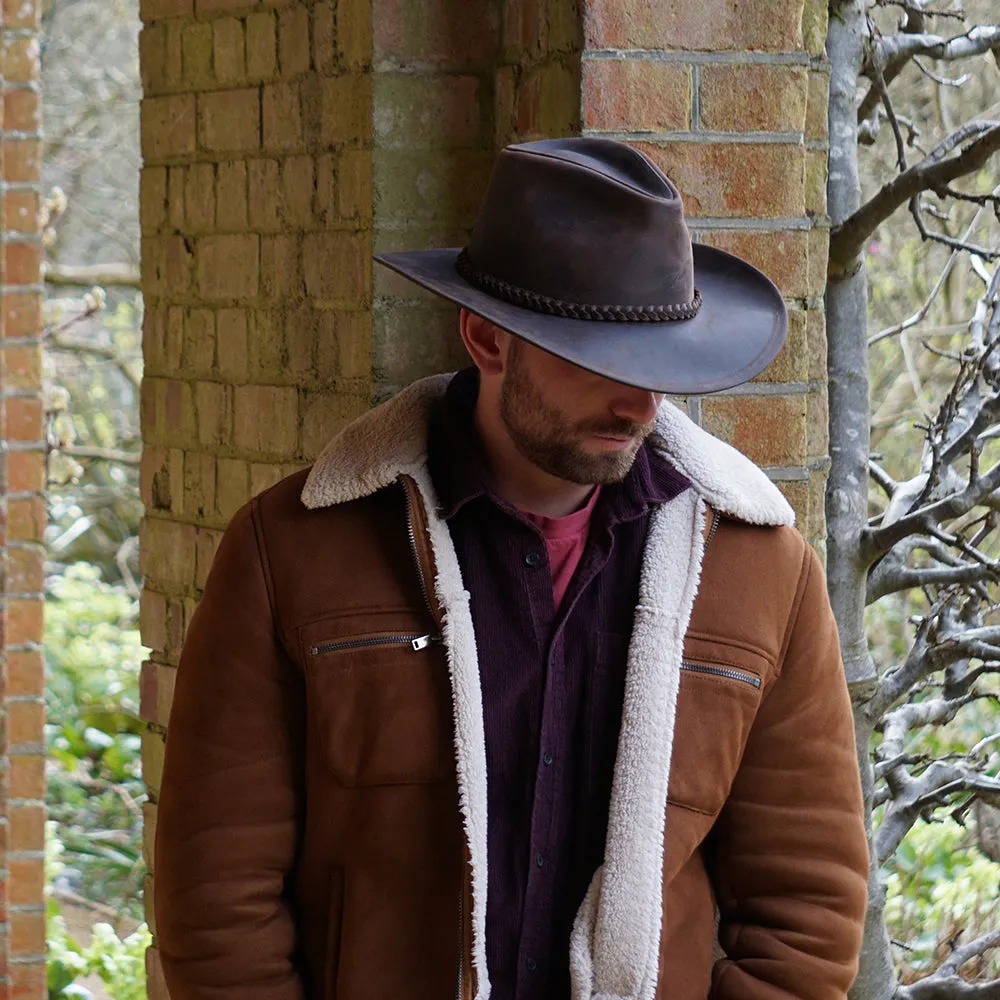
324;867;345;1000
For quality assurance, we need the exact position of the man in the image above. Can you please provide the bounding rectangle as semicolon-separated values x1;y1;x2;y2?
155;138;868;1000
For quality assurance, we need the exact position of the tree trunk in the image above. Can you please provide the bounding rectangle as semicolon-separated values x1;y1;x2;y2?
826;1;897;998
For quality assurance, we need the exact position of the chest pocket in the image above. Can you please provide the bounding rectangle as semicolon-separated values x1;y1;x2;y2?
302;619;456;787
667;640;770;816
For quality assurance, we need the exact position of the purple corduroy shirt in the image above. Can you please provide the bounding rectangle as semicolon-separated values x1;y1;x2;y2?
427;370;691;1000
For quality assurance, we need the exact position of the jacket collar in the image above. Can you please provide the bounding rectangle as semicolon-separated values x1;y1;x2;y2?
301;373;794;529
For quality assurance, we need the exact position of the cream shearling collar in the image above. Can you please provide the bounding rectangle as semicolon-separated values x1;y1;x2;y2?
301;373;794;527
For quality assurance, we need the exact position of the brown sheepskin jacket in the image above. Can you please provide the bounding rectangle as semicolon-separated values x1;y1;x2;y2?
155;374;868;1000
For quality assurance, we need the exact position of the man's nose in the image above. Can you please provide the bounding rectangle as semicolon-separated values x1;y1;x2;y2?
610;389;662;427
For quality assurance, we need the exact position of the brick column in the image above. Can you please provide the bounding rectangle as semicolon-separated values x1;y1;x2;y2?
137;0;374;993
580;0;830;548
0;0;47;995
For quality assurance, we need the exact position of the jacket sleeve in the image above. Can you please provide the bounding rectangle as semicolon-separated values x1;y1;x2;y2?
154;499;306;1000
710;541;869;1000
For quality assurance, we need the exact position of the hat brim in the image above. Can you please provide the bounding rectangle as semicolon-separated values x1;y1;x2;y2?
374;243;787;395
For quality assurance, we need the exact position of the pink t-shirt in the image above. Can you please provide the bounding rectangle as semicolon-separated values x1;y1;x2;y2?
520;487;602;612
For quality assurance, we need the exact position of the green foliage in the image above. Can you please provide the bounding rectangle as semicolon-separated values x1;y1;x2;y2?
46;562;148;921
884;817;1000;982
47;823;151;1000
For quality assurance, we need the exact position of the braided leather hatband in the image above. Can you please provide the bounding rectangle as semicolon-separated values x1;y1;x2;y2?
455;248;702;323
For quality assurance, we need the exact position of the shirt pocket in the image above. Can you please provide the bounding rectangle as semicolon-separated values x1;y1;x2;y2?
667;641;770;817
302;619;455;787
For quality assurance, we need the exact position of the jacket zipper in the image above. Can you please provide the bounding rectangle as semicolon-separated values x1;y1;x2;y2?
310;634;440;656
681;660;761;689
401;477;439;627
455;888;464;1000
705;509;721;549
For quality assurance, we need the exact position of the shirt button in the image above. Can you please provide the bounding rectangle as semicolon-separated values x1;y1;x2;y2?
543;752;553;766
524;551;542;568
526;958;538;973
535;852;545;868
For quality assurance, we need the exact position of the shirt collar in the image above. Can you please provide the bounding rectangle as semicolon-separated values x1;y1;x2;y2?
427;368;690;524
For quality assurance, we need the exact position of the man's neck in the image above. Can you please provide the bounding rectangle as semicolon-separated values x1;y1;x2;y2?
473;398;594;519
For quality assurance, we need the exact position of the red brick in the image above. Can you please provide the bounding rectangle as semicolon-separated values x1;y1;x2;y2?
6;649;44;698
700;65;807;133
141;94;196;161
248;158;281;231
701;393;807;467
2;395;43;441
4;190;41;234
6;451;45;492
3;88;40;132
143;730;166;799
281;156;314;227
2;37;40;82
3;0;41;29
165;233;195;293
3;139;42;184
0;345;42;388
5;497;45;542
585;0;804;51
4;239;43;285
2;291;42;337
633;141;804;219
313;2;336;72
11;911;46;956
184;450;217;518
185;308;216;372
698;228;810;298
514;63;578;139
260;234;304;299
217;307;249;378
217;457;250;517
198;88;260;153
754;306;807;383
196;0;257;12
10;959;46;998
374;0;498;65
582;60;690;131
9;805;45;854
8;701;44;747
5;545;44;593
168;165;186;230
337;149;373;222
9;754;45;799
185;162;216;232
195;380;233;446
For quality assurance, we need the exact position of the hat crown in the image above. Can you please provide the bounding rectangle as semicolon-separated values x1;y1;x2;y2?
465;138;696;309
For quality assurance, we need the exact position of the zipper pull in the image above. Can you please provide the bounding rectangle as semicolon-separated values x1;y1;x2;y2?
411;634;435;651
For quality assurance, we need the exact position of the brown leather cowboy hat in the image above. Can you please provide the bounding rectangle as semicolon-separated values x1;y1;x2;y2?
375;137;787;395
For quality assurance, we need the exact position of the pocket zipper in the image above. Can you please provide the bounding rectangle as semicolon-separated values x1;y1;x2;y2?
681;660;761;689
310;634;441;656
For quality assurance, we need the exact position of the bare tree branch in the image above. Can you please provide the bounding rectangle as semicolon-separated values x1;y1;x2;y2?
48;333;140;389
858;26;1000;125
44;261;141;288
52;444;141;466
831;121;1000;271
897;929;1000;998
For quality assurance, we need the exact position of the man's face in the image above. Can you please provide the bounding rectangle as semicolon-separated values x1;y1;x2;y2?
498;336;663;485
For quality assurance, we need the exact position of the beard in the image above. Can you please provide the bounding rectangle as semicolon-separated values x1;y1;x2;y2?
499;340;655;486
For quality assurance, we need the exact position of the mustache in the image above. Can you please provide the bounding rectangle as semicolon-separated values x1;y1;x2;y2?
577;418;654;438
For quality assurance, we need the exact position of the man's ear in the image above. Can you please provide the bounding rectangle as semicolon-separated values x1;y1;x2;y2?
459;309;505;376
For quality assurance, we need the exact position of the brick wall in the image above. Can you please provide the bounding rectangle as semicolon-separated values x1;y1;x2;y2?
138;1;830;997
136;0;375;990
0;0;47;995
580;0;831;551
